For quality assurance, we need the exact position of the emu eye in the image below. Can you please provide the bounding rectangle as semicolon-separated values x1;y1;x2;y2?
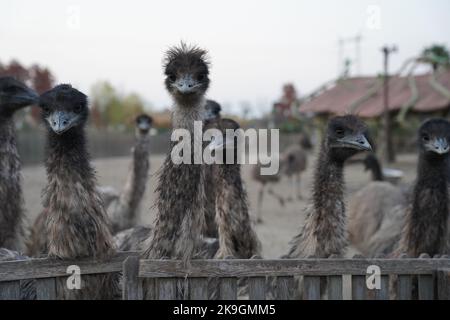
335;128;345;136
197;74;206;81
42;105;50;113
422;134;430;142
168;74;176;82
74;104;82;113
5;86;17;92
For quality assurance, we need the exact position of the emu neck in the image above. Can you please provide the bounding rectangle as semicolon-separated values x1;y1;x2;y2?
286;141;348;259
405;153;449;256
111;135;150;232
145;97;207;261
312;144;345;219
215;163;260;258
45;129;95;190
44;127;114;259
171;97;206;131
369;161;384;181
0;116;19;170
0;115;24;250
310;143;347;255
123;134;150;212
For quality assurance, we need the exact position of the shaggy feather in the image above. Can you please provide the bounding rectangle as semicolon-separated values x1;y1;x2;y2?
106;121;151;233
37;84;118;299
0;77;37;251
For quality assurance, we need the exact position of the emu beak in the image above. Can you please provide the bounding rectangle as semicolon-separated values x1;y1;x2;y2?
207;136;234;151
47;110;77;135
137;122;151;132
175;75;198;94
429;137;449;154
340;134;372;151
12;87;39;106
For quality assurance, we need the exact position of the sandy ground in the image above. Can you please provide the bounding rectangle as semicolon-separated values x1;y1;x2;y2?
21;151;418;259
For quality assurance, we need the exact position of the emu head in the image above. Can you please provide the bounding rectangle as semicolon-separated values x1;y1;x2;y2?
135;113;153;136
163;42;210;106
205;99;222;120
0;77;38;117
418;118;450;158
39;84;88;135
326;115;372;162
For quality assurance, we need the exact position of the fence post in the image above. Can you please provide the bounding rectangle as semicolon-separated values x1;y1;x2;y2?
122;256;142;300
36;278;57;300
437;269;450;300
0;281;20;300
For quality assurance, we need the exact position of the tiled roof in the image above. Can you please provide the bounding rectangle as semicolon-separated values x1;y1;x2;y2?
300;70;450;118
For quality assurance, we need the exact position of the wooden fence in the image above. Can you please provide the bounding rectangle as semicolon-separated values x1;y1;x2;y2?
0;254;449;300
123;257;450;300
0;252;138;300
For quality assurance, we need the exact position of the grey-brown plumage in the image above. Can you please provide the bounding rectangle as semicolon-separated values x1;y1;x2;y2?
203;100;222;238
347;154;408;257
347;181;407;256
251;162;285;223
281;139;309;200
205;118;261;259
38;84;118;299
285;115;372;259
350;119;450;258
102;114;152;233
114;225;219;258
142;43;210;262
395;119;450;257
0;77;38;251
25;208;48;257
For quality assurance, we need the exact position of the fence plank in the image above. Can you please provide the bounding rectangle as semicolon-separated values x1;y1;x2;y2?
137;258;450;278
418;275;434;300
36;278;56;300
437;269;450;300
122;256;142;300
0;281;20;300
327;276;343;300
189;278;208;300
352;275;366;300
375;275;389;300
0;251;138;282
303;276;321;300
276;276;292;300
1;257;448;283
158;278;177;300
145;279;156;300
397;275;412;300
248;277;266;300
219;278;237;300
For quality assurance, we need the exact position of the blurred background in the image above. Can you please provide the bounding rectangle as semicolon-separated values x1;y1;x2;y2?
1;0;449;257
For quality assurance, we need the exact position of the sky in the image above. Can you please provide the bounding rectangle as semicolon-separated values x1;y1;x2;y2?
1;0;450;116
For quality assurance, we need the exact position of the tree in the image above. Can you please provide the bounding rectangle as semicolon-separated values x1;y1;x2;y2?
0;59;56;125
90;81;148;129
122;93;145;123
1;60;30;82
421;44;450;71
90;81;120;128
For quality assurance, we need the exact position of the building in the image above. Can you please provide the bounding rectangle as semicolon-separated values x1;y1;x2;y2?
300;70;450;121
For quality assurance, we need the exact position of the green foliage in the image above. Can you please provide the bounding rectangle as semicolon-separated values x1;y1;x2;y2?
421;44;450;71
90;81;148;129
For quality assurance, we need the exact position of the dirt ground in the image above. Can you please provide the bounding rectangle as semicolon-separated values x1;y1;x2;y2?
21;151;419;259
